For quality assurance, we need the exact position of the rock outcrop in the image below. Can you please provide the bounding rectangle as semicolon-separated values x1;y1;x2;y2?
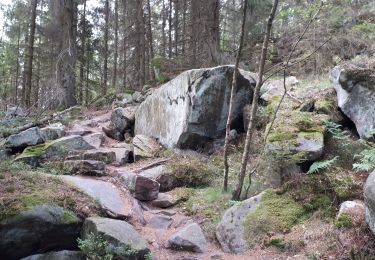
135;66;256;148
82;217;150;259
167;223;208;253
216;192;263;253
0;205;81;260
5;127;45;150
21;251;85;260
331;64;375;139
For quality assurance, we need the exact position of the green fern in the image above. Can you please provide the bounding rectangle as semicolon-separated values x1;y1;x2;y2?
307;156;338;174
325;121;350;140
353;148;375;172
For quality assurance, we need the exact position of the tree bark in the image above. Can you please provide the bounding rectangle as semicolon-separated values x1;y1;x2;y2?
232;0;279;201
103;0;109;95
146;0;155;81
79;0;87;104
25;0;38;108
112;0;119;90
168;0;173;58
223;0;248;192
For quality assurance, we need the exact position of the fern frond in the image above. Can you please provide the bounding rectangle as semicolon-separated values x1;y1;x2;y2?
307;156;339;174
353;148;375;172
325;121;350;140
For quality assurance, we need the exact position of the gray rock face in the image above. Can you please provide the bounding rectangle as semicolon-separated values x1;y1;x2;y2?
61;176;131;218
5;127;45;149
108;145;134;165
68;149;116;164
135;66;256;149
167;223;208;253
331;65;375;139
111;107;136;134
21;251;85;260
82;217;150;259
0;148;11;161
133;135;162;160
43;135;95;159
64;160;106;176
82;133;104;149
364;171;375;235
150;193;178;208
216;192;263;253
139;165;176;191
0;205;81;260
40;123;66;141
5;106;26;118
148;215;173;229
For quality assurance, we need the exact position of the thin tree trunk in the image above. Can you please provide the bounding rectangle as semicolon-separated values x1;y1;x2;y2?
85;44;90;105
79;0;87;104
232;0;279;201
112;0;119;90
14;25;21;105
174;0;179;56
103;0;109;95
223;0;248;192
162;0;166;56
168;0;172;58
122;0;127;90
147;0;155;81
181;0;187;55
25;0;38;107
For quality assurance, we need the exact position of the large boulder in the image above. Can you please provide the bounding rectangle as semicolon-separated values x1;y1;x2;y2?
0;205;82;260
216;193;263;253
15;135;95;165
135;66;256;149
364;170;375;235
63;160;106;176
331;64;375;139
167;223;208;253
5;127;45;150
82;217;150;259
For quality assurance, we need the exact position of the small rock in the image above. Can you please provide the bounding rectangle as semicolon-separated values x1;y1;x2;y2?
5;106;26;118
133;135;162;160
5;127;45;149
139;165;176;191
119;171;160;201
132;91;145;103
40;123;66;141
102;124;124;141
64;160;106;176
82;133;104;149
82;217;150;259
21;251;85;260
167;223;208;253
150;193;178;208
337;200;365;226
68;149;116;164
107;146;134;165
67;125;92;136
43;135;95;159
148;215;173;229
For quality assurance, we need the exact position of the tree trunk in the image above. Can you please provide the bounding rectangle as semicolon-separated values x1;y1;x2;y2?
122;0;127;90
168;0;172;58
79;0;87;104
223;0;248;192
146;0;155;81
25;0;38;108
14;25;21;105
232;0;279;201
162;0;166;56
174;0;179;56
181;0;187;55
103;0;109;95
112;0;119;90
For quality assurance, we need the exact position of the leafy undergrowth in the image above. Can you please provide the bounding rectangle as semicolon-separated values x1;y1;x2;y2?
0;161;102;220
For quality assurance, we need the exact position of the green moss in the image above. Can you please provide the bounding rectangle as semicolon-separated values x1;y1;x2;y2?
268;132;297;142
315;100;335;114
21;143;50;157
62;210;78;224
335;214;353;228
243;190;307;244
326;169;361;201
266;238;286;250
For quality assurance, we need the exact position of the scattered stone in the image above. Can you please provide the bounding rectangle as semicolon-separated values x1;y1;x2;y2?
331;64;375;139
150;193;178;208
64;160;106;176
364;170;375;235
133;135;162;159
82;133;104;149
216;192;263;253
260;76;299;102
148;215;173;229
102;124;123;141
108;146;134;165
337;200;365;226
5;127;45;149
113;93;133;107
132;91;145;103
40;123;66;141
67;125;92;136
21;251;85;260
167;223;208;253
82;217;150;259
0;205;81;260
0;148;12;161
61;176;131;218
68;149;116;164
119;171;160;201
5;106;26;118
139;165;176;191
135;66;256;149
111;107;136;134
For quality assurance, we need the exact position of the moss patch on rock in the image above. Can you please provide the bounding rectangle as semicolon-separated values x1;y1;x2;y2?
243;190;307;244
0;161;102;221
